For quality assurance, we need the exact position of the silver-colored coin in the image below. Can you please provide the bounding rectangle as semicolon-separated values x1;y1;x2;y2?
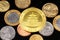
7;12;19;23
0;26;16;40
2;39;11;40
39;21;54;36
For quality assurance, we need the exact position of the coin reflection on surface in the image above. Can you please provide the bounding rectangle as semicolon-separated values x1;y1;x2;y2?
0;1;10;12
53;15;60;31
15;0;31;9
39;21;54;36
19;7;46;32
42;3;58;18
4;10;21;26
29;34;43;40
17;25;31;37
0;26;16;40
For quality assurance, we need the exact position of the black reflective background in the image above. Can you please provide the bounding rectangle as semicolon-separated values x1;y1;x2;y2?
0;0;60;40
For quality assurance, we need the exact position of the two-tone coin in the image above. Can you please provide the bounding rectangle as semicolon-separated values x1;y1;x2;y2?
0;1;10;12
15;0;31;9
29;34;43;40
42;3;58;18
39;21;54;36
17;25;31;37
53;15;60;31
19;7;46;32
4;10;21;26
0;26;16;40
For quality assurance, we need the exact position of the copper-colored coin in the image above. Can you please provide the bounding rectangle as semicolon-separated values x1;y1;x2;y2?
17;25;31;37
15;0;31;9
0;1;10;12
29;34;43;40
4;10;21;26
53;15;60;31
42;3;58;18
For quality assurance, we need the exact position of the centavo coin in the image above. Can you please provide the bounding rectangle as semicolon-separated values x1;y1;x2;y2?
4;10;21;26
39;21;54;36
15;0;31;9
19;7;46;32
29;34;43;40
0;26;16;40
53;15;60;31
42;3;58;18
0;1;10;12
17;25;31;37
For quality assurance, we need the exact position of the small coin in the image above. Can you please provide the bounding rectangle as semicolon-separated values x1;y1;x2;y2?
4;9;21;26
0;1;10;12
17;24;31;37
19;7;46;32
53;15;60;31
29;34;43;40
0;26;16;40
42;3;58;18
15;0;31;9
39;21;54;36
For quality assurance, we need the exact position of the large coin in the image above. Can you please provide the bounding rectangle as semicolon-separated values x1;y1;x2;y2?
0;26;16;40
19;7;46;32
39;21;54;36
17;25;31;37
42;3;58;18
0;1;10;12
29;34;43;40
53;15;60;31
15;0;31;9
4;10;21;26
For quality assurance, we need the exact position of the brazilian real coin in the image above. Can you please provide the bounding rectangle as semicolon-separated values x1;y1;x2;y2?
39;21;54;36
0;26;16;40
15;0;31;9
19;7;46;32
53;15;60;31
4;9;21;26
42;3;58;18
0;1;10;12
29;34;43;40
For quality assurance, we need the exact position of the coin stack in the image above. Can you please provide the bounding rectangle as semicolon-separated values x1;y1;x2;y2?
0;0;59;40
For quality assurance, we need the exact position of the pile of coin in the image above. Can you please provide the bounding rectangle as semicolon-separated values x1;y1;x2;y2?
0;0;59;40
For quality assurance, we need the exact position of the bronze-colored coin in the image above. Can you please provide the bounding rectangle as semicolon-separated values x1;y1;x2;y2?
19;7;46;32
4;10;21;26
42;3;58;18
0;1;10;12
17;25;31;37
15;0;31;9
29;34;43;40
53;15;60;31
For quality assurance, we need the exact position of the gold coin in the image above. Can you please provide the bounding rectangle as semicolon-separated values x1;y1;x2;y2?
29;34;43;40
15;0;31;9
42;3;58;18
17;24;31;37
19;7;46;32
4;9;21;26
0;1;10;12
53;15;60;31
